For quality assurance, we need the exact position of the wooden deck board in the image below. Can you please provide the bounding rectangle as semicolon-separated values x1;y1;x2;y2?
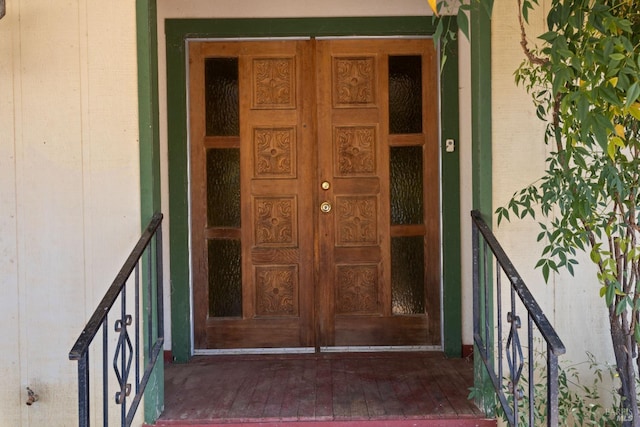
159;351;487;424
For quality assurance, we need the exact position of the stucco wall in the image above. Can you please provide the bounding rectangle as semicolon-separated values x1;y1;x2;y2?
0;1;142;425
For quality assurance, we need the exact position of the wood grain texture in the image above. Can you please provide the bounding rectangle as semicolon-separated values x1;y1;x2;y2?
191;41;315;349
158;352;490;425
191;39;441;350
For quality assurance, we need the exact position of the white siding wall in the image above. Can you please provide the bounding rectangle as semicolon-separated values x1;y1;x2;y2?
491;0;614;375
0;1;141;425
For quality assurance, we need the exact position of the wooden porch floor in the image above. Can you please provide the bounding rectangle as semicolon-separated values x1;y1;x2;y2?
154;351;493;426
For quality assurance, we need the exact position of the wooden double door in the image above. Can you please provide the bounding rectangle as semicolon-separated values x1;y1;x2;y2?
189;38;441;350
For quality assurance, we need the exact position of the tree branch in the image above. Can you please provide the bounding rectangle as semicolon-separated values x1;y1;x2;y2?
516;0;549;66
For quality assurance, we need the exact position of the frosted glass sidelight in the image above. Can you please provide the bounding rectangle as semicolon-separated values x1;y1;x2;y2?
206;148;241;227
208;239;242;317
389;55;423;135
390;146;423;225
205;57;239;136
391;236;425;315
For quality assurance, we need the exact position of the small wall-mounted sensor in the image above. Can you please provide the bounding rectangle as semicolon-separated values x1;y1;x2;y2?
445;139;456;153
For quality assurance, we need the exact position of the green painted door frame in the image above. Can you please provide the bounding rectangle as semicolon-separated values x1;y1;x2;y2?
164;17;462;363
138;9;493;424
136;0;163;422
470;3;495;414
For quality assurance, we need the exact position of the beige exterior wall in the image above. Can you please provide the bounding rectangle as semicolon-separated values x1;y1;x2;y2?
0;1;141;426
491;0;614;375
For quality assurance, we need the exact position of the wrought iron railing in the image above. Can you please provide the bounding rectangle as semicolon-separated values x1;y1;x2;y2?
471;210;566;426
69;212;164;427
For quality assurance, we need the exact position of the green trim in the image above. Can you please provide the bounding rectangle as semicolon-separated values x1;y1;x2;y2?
470;3;495;413
166;17;462;362
166;19;190;364
166;17;440;40
136;0;163;422
471;17;492;216
440;25;461;358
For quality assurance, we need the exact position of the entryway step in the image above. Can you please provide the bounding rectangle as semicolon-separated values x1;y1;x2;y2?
147;418;497;427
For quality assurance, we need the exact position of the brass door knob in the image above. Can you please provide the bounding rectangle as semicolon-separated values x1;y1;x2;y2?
320;201;332;213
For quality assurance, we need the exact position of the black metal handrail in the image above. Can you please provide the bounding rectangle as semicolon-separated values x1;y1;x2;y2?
471;210;566;426
69;212;164;427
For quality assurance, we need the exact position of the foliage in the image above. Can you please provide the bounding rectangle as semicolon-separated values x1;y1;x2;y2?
469;351;624;426
428;0;492;69
429;0;640;421
492;0;640;424
498;0;640;284
428;0;478;41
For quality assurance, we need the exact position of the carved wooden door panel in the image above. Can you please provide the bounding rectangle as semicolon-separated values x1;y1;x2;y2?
190;41;315;349
189;38;440;350
315;39;441;348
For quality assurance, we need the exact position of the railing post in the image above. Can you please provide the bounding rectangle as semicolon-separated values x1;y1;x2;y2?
156;224;164;351
471;210;565;427
510;287;518;426
527;316;534;427
103;318;108;427
472;216;480;352
483;239;491;366
547;349;559;427
496;258;503;394
77;353;90;427
70;213;164;427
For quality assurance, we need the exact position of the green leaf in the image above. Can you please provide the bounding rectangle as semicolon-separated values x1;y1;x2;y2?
599;84;622;106
496;206;510;225
592;114;613;150
522;0;533;23
542;262;550;282
457;9;469;41
609;53;626;61
433;19;444;46
628;102;640;120
576;93;590;121
607;137;625;160
616;298;629;316
625;82;640;109
538;31;558;42
606;283;615;307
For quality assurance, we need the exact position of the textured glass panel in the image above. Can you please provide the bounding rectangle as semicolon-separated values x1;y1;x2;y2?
205;57;239;136
389;56;422;134
391;236;425;315
207;148;241;227
390;146;423;225
208;239;242;317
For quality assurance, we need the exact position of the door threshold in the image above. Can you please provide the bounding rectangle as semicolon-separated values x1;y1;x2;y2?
193;345;442;356
194;347;316;356
321;345;442;353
